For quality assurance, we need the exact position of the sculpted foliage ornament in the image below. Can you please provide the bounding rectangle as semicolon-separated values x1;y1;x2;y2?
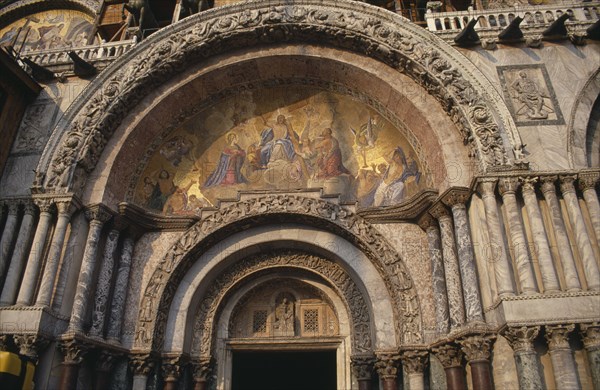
40;0;521;194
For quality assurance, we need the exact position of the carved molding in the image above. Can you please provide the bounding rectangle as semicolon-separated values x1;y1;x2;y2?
133;195;422;353
504;326;540;353
357;189;438;222
39;0;520;194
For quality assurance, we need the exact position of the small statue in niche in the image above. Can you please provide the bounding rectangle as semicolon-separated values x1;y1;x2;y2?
510;71;550;120
274;296;295;336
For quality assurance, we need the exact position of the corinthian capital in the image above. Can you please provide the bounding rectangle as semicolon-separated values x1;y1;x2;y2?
432;344;463;368
545;324;575;350
375;351;400;379
504;326;540;353
458;335;494;363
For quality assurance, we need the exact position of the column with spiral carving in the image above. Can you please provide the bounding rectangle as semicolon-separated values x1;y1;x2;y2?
477;179;515;296
418;215;450;335
0;201;20;288
540;176;581;291
432;344;466;390
580;322;600;390
520;177;560;293
504;326;543;390
130;353;156;390
559;175;600;290
192;357;213;390
351;354;374;390
375;352;400;390
546;324;579;390
458;335;494;390
579;172;600;242
401;350;428;390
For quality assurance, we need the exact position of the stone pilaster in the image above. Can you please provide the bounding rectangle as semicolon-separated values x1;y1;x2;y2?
0;201;20;289
442;188;484;323
579;172;600;243
16;198;55;305
68;204;114;333
540;176;581;291
59;339;90;390
37;196;80;307
0;201;36;305
520;177;560;293
418;215;449;335
401;350;428;390
351;354;375;390
192;357;213;390
12;334;49;362
430;203;465;330
560;175;600;290
477;179;515;296
89;220;124;338
580;322;600;390
375;351;400;390
498;177;538;294
546;324;579;390
432;344;466;390
504;326;543;390
162;354;186;390
458;335;494;390
130;352;156;390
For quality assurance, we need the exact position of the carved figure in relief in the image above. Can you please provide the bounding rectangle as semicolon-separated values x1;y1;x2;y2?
510;71;549;120
274;297;294;335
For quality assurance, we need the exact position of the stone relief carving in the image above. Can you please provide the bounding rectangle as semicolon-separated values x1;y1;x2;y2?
133;195;422;353
40;0;521;194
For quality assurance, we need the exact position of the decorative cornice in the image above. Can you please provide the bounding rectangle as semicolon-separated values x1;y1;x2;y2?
119;202;198;232
357;189;438;223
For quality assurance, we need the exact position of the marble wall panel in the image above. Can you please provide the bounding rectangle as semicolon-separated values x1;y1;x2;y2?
492;335;519;390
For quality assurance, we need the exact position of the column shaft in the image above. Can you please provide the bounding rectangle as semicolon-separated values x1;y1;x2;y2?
521;179;560;292
432;345;466;390
580;323;600;390
107;235;135;341
579;173;600;242
459;336;494;390
423;221;450;334
546;324;579;390
0;203;36;305
505;326;543;390
445;366;467;390
132;375;148;390
540;177;581;291
0;202;20;287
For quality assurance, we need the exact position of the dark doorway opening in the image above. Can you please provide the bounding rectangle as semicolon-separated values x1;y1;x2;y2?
232;350;337;390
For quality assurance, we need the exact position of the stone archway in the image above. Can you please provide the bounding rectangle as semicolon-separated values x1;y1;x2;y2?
567;68;600;168
37;0;524;195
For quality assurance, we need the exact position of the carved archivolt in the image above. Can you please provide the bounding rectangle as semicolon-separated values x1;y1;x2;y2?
191;252;368;357
38;0;522;194
133;195;422;352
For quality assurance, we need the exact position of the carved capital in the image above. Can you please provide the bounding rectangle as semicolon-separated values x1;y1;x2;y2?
58;339;89;365
519;176;538;194
458;335;494;363
375;351;400;379
498;177;520;196
5;200;20;215
579;322;600;351
558;175;577;195
192;357;213;382
97;350;119;372
476;179;497;198
130;352;156;376
0;335;10;351
54;197;80;217
504;326;540;353
441;187;471;208
429;202;451;221
401;350;428;374
13;335;49;362
545;324;575;350
578;173;600;192
351;354;375;381
84;203;114;224
21;200;37;216
432;344;463;368
417;214;437;232
162;354;186;382
539;175;558;195
33;198;56;214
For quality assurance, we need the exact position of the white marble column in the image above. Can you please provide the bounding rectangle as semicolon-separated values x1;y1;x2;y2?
546;324;580;390
430;203;465;330
107;231;137;342
580;322;600;390
477;179;515;297
443;189;484;323
68;204;113;333
560;175;600;291
498;177;538;294
89;223;122;338
0;201;37;305
579;172;600;243
36;197;79;307
401;351;427;390
520;177;560;293
16;199;54;305
540;176;581;291
0;201;20;288
504;326;543;390
419;215;450;335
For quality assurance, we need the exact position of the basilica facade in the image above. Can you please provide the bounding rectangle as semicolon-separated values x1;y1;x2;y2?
0;0;598;389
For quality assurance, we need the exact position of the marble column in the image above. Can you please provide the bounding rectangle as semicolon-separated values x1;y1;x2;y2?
68;204;113;333
418;215;450;335
442;189;484;323
107;230;138;342
162;355;185;390
540;176;581;291
375;352;399;390
192;358;213;390
458;335;494;390
580;322;600;390
520;177;560;293
95;350;118;390
546;324;579;390
89;223;122;338
401;351;428;390
559;175;600;290
498;177;538;294
13;334;49;363
0;201;36;305
36;197;79;307
0;201;20;288
504;326;543;390
130;353;155;390
59;339;89;390
477;179;515;297
430;203;465;330
351;354;375;390
432;344;466;390
16;199;54;305
579;172;600;242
